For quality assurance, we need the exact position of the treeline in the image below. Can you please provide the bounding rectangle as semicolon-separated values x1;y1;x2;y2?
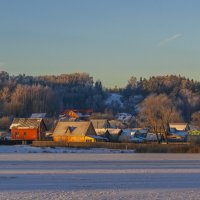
121;75;200;122
1;71;200;126
0;71;106;117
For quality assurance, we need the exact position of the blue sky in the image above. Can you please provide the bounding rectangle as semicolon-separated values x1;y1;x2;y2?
0;0;200;87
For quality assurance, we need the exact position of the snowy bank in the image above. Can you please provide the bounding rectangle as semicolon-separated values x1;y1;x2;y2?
0;145;134;154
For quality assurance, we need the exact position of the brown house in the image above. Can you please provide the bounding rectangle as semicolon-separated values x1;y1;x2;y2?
10;118;47;141
53;121;102;142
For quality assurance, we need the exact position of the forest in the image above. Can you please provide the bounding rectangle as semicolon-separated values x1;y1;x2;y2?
0;71;200;130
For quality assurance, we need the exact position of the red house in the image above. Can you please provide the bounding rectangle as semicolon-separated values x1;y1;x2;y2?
10;118;47;141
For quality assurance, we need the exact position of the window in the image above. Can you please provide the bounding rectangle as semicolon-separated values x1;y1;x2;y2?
15;132;19;138
24;132;27;139
66;126;77;134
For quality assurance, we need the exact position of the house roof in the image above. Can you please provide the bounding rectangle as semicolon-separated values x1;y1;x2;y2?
107;128;122;135
61;109;93;118
10;118;44;129
132;128;148;134
109;120;127;129
169;123;189;131
30;113;46;118
95;128;108;136
91;119;110;129
53;121;95;136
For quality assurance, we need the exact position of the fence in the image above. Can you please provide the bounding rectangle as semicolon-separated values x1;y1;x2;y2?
32;141;193;152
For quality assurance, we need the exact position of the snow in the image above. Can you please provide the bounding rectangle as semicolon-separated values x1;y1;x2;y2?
105;93;123;107
146;132;160;141
0;145;134;154
1;152;200;199
116;112;133;122
30;113;46;118
9;123;21;129
1;189;200;200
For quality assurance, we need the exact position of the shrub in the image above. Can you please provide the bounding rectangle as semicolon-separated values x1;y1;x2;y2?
0;117;11;130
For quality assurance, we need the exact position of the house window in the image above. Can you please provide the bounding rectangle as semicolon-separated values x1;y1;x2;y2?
15;132;19;138
69;126;76;132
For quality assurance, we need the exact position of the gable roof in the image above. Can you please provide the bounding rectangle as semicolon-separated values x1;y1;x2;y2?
95;128;108;136
107;128;122;135
91;119;110;129
10;118;44;129
109;120;127;129
169;123;189;131
53;121;95;136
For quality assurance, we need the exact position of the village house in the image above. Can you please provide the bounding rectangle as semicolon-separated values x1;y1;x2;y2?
30;113;47;118
109;120;127;129
168;123;189;142
95;129;110;141
106;128;122;142
119;128;148;143
10;118;47;141
91;119;110;129
53;121;103;142
60;109;93;121
91;119;111;141
169;123;190;132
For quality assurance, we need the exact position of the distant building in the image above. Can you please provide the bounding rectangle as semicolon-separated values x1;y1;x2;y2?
60;109;93;121
106;128;122;142
53;121;103;142
95;129;110;141
119;129;148;143
30;113;47;118
109;120;127;129
10;118;47;141
91;119;110;129
168;123;189;142
169;123;190;132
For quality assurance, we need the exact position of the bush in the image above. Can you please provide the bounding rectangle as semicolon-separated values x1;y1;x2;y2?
0;117;11;130
189;130;200;135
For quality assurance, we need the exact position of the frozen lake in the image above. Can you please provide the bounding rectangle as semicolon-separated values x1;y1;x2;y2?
0;152;200;199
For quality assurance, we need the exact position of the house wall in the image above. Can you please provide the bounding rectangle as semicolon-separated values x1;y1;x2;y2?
109;135;120;142
53;122;96;142
53;136;96;143
11;128;38;140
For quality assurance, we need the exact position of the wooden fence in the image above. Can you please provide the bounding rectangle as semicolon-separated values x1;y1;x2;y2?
32;141;194;152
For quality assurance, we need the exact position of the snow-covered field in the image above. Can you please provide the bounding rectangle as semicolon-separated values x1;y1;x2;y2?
0;148;200;199
0;145;134;153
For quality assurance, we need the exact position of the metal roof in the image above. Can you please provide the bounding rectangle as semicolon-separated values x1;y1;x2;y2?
10;118;43;129
53;121;95;136
169;123;189;131
30;113;46;118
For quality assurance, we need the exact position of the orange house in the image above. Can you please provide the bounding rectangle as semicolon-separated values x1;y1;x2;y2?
10;118;47;141
53;121;103;143
61;109;93;121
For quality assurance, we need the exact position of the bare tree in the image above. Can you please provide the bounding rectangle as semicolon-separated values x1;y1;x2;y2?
137;94;182;143
191;111;200;127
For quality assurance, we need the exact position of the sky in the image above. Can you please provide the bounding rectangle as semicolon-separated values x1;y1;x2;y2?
0;0;200;87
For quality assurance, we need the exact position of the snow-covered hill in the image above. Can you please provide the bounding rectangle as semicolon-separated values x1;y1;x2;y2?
105;93;123;108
